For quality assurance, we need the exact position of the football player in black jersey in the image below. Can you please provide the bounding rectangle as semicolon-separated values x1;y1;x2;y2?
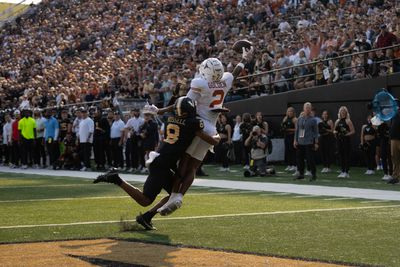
93;97;220;230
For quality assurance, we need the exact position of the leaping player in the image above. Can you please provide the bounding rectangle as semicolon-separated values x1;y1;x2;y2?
155;43;254;215
93;99;220;230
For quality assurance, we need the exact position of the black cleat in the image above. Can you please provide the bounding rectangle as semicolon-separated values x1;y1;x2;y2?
387;178;399;185
136;213;156;230
93;168;122;185
196;168;209;177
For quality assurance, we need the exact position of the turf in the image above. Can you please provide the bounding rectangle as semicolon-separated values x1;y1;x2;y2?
0;173;399;266
201;164;400;191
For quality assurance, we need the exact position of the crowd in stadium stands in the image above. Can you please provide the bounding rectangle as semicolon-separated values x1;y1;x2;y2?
0;0;399;110
0;0;399;183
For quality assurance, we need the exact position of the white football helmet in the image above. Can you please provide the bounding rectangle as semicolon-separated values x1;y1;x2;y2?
199;58;224;82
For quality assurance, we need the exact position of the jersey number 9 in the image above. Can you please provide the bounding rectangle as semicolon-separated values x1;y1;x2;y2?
165;124;180;144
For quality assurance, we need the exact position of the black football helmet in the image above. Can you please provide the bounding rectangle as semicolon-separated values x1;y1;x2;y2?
174;96;196;118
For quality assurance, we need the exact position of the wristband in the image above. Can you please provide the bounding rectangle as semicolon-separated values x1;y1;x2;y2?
237;62;245;69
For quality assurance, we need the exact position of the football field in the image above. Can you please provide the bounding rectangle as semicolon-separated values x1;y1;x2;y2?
0;167;399;266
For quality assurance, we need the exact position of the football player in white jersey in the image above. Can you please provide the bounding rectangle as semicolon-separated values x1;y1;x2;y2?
155;45;254;215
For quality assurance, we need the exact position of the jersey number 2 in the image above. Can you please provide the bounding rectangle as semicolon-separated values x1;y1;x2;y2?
209;90;225;108
165;124;180;144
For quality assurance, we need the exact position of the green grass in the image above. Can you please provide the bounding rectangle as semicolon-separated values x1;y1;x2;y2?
201;164;400;191
0;174;399;266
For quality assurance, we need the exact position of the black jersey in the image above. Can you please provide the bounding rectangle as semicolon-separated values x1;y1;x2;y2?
363;123;376;136
281;117;295;136
336;118;350;136
319;120;331;135
156;116;204;168
377;122;390;140
58;118;71;140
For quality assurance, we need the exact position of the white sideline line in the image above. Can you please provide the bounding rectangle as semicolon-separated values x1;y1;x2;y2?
259;193;290;196
292;195;320;198
323;197;354;201
360;200;390;204
1;205;399;230
0;191;260;203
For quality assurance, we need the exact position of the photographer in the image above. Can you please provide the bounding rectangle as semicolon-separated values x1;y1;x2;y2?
244;125;268;176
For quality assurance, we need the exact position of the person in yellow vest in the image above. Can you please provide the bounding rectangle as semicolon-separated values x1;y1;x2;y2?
18;109;36;169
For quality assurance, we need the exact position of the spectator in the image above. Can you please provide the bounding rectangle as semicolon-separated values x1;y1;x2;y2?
2;113;12;166
110;111;125;170
387;102;400;184
93;109;110;171
232;115;243;165
240;113;253;169
78;108;94;171
124;108;145;172
33;109;46;168
360;114;377;175
43;109;59;170
10;111;21;168
216;114;232;172
294;102;319;181
18;109;36;169
281;107;297;172
319;110;334;173
377;120;393;181
139;110;159;173
375;24;398;48
334;106;355;178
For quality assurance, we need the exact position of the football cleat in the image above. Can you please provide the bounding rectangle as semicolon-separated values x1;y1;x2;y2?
136;213;156;231
93;168;122;185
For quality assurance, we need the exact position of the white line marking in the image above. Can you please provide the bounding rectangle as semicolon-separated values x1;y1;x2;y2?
360;200;390;204
1;205;399;230
259;193;290;196
292;195;320;198
323;197;354;201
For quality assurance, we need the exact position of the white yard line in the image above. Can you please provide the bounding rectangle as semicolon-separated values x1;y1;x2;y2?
292;195;321;198
1;204;399;230
323;197;355;201
360;200;390;204
1;167;400;201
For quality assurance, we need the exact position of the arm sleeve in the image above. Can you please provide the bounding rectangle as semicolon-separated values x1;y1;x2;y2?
89;120;95;133
187;78;207;101
223;72;234;89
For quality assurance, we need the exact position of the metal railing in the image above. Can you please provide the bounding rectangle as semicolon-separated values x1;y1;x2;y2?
232;44;400;96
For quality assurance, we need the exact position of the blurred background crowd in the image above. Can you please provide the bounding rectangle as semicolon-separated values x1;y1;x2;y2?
0;0;399;110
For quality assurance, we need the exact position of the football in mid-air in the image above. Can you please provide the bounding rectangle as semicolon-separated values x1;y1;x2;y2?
232;39;253;53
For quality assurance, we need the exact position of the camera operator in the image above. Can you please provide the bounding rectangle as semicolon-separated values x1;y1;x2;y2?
244;125;268;176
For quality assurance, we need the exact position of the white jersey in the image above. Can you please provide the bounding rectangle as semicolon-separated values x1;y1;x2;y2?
187;72;234;132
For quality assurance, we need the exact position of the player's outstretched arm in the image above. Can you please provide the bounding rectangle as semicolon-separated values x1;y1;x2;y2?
196;130;221;145
232;46;254;79
157;104;174;115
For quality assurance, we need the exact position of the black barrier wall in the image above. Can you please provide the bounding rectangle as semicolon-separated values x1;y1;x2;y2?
226;73;400;165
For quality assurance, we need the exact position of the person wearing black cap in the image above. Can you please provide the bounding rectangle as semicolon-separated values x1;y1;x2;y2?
375;24;398;48
110;110;125;170
78;108;94;171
